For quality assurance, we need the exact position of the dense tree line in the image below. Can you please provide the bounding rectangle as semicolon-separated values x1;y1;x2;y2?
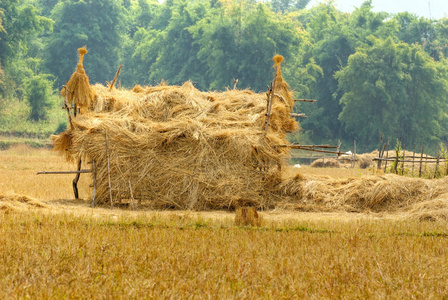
1;0;448;152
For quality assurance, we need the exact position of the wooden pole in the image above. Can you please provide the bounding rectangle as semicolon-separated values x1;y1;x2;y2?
352;140;357;168
419;145;424;177
384;138;390;173
106;133;113;209
37;170;92;175
294;99;316;102
91;159;96;208
73;158;82;199
394;146;399;174
109;65;122;90
412;144;416;176
377;133;383;170
401;144;405;175
434;153;441;178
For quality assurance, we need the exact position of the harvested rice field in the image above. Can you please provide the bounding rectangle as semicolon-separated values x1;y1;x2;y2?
1;145;448;298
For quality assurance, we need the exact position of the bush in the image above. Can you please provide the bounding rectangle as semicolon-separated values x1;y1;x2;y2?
23;74;54;121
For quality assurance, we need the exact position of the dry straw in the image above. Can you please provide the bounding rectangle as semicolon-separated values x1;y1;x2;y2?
51;49;448;220
60;46;96;114
52;52;297;210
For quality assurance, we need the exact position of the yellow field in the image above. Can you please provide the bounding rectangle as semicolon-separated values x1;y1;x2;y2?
1;146;448;298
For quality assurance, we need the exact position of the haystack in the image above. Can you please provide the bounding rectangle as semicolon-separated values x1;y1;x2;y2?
52;51;298;210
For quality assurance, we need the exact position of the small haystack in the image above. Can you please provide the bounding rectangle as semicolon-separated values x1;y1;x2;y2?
0;193;47;213
310;158;340;168
52;51;298;209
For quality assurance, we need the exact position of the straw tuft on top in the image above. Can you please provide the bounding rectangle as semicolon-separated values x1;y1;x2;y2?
61;46;95;114
273;54;284;65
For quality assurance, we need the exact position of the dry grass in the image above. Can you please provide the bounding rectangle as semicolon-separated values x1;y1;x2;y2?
1;210;448;298
2;146;448;298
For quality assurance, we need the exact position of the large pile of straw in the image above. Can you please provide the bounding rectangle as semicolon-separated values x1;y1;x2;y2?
52;52;297;209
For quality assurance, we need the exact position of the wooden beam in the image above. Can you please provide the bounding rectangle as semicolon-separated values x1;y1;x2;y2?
294;99;316;102
37;170;92;175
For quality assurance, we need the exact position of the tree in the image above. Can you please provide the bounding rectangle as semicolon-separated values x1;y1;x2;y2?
45;0;124;88
336;37;448;149
23;73;54;120
271;0;311;13
191;2;303;91
0;0;52;98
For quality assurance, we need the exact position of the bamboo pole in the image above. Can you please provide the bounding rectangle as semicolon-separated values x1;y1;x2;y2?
377;133;383;169
401;144;405;175
264;80;276;134
434;153;441;178
384;138;390;173
37;170;92;175
109;65;122;90
106;132;113;209
373;158;448;163
294;99;316;102
91;160;96;208
419;145;424;177
412;144;416;175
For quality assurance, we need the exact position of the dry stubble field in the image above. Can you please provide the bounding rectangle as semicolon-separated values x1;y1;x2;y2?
1;145;448;299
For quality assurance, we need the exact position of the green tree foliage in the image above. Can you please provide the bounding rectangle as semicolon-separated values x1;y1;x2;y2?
336;37;448;149
23;73;54;120
45;0;124;88
0;0;52;98
192;1;303;91
271;0;311;13
394;12;448;61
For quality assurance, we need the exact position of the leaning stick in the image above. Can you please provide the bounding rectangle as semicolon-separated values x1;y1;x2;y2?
109;65;122;90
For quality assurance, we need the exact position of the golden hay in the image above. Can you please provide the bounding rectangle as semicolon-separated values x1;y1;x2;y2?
61;47;96;114
235;207;261;227
310;158;340;168
0;193;47;213
52;54;298;210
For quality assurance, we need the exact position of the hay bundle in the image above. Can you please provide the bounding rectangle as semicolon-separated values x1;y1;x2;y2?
61;47;96;114
235;207;261;226
52;55;298;210
0;193;47;213
310;158;340;168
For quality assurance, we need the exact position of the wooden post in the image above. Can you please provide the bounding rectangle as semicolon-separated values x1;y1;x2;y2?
109;65;122;90
352;140;357;168
434;153;441;178
419;145;424;177
72;158;82;199
106;133;113;209
336;140;341;164
394;145;399;175
91;159;96;208
412;144;416;176
384;138;390;173
401;144;405;175
377;133;383;169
